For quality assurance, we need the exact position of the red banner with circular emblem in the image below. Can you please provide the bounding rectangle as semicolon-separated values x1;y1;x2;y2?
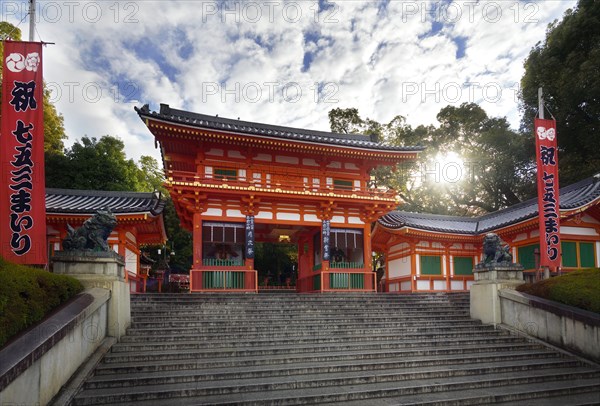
0;40;47;265
534;117;560;270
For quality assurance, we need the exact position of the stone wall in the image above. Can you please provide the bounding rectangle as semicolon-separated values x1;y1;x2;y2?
0;289;110;405
499;289;600;362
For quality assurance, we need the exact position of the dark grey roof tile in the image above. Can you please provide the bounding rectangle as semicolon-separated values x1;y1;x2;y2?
135;104;424;153
45;188;165;216
379;174;600;235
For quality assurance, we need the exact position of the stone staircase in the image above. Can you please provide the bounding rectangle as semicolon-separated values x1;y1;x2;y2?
70;293;600;405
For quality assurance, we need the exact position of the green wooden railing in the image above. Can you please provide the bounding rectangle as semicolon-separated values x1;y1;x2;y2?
329;272;365;289
313;263;322;271
202;271;245;289
330;262;364;269
203;258;244;267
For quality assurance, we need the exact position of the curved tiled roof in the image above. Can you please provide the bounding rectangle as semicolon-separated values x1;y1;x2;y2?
46;188;165;216
135;104;424;153
379;174;600;235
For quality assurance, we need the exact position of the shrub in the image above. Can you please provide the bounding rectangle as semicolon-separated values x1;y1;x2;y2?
0;257;84;348
516;269;600;313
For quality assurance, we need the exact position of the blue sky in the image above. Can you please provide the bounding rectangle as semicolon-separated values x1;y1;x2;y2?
2;0;577;161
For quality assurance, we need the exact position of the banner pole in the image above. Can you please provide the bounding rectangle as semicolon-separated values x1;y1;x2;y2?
29;0;36;42
538;87;544;120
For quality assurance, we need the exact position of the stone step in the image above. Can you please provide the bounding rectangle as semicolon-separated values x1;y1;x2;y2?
132;307;468;319
70;293;599;405
130;303;470;309
128;316;474;325
85;352;576;389
71;366;600;405
101;343;550;368
121;327;502;343
108;339;541;360
126;321;486;333
108;334;534;357
319;378;600;405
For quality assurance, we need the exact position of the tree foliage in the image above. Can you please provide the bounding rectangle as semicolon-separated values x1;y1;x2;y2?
0;22;67;155
329;104;536;215
45;135;150;191
520;0;600;184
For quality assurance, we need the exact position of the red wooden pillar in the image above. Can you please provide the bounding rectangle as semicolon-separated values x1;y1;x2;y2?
192;212;202;269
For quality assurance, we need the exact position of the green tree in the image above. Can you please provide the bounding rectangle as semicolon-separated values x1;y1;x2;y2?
1;22;67;155
520;0;600;184
46;136;143;191
329;104;536;215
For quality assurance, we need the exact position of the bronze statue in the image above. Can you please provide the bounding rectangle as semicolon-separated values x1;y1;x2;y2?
62;208;117;252
477;233;513;268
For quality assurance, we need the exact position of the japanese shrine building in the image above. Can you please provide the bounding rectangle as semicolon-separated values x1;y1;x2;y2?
45;188;167;277
136;104;422;293
372;174;600;293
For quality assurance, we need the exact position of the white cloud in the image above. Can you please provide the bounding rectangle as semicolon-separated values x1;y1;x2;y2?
3;0;577;162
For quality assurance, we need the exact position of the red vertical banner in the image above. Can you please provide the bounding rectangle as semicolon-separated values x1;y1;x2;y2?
0;41;47;265
534;118;560;269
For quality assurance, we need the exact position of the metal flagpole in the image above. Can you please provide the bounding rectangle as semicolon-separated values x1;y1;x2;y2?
29;0;36;41
538;87;544;120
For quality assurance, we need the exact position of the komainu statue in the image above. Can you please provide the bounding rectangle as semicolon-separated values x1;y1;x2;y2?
476;233;514;269
63;208;117;252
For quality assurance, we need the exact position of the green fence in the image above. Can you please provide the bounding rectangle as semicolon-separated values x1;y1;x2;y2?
330;262;364;269
202;271;245;289
203;258;244;267
329;272;364;289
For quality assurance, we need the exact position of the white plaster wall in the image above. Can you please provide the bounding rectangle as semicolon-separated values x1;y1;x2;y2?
275;155;299;164
256;212;273;220
255;153;272;161
561;226;599;236
228;150;244;159
451;280;464;290
125;248;137;274
400;281;412;291
433;280;446;290
390;243;410;253
513;233;528;242
388;257;411;278
206;148;224;156
347;217;364;225
331;216;345;224
303;214;319;222
226;209;244;218
277;212;300;221
416;280;429;290
204;208;223;216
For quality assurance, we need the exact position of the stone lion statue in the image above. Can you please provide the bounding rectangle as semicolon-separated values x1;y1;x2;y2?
63;208;117;252
478;233;513;268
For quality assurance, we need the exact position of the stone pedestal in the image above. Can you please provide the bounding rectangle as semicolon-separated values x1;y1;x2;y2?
52;251;130;339
470;264;524;325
